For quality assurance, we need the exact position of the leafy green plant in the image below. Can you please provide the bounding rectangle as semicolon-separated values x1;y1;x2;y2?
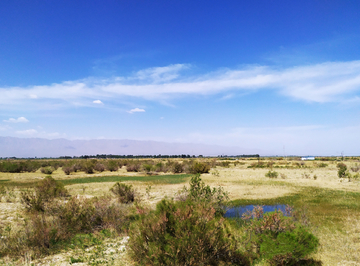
242;206;320;264
110;182;135;203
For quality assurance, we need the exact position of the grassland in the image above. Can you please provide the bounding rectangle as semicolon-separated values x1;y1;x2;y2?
0;158;359;265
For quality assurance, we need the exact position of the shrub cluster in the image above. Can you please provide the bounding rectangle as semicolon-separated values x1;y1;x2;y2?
110;182;135;203
265;170;279;178
128;175;248;265
21;176;69;212
241;206;320;265
2;177;134;258
0;160;63;173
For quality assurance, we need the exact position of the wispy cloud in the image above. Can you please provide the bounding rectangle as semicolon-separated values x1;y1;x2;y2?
4;117;29;123
127;108;145;114
2;61;360;109
93;100;103;104
16;129;37;135
0;125;11;131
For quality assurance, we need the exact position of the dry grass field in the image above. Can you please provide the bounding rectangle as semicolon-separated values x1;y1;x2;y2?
0;158;359;265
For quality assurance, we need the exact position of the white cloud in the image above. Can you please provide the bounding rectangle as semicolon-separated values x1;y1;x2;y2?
127;108;145;114
135;64;190;83
16;129;37;135
0;125;11;131
1;61;360;108
4;117;29;123
93;100;103;104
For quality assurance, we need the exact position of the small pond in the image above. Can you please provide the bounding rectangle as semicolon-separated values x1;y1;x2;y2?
224;204;287;218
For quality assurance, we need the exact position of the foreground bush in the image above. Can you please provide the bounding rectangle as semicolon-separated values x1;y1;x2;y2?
242;206;320;265
21;176;69;212
177;174;229;215
128;199;249;265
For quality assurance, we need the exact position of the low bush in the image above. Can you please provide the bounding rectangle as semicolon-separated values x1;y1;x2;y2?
242;206;320;265
110;182;135;203
62;166;72;175
172;161;183;173
106;160;119;172
177;174;229;216
188;161;211;174
40;166;55;175
128;199;249;265
265;170;278;178
142;163;153;172
126;162;141;172
337;163;347;178
94;162;105;172
21;176;69;212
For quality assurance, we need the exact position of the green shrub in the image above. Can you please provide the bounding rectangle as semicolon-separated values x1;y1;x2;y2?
242;206;319;264
177;174;229;216
106;160;119;172
21;176;69;212
40;166;55;175
110;182;135;203
188;162;211;174
94;162;105;172
126;162;141;172
128;199;249;265
142;163;153;172
172;161;183;173
82;160;96;174
265;170;279;178
219;161;231;167
62;166;73;175
337;163;347;178
154;162;164;172
318;163;328;168
261;227;320;265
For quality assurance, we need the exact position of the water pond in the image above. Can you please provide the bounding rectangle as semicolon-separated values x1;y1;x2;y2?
224;204;287;218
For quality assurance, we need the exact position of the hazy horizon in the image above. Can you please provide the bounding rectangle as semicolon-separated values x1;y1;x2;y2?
1;1;360;156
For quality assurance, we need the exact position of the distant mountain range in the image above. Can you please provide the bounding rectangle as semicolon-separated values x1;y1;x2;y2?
0;137;261;158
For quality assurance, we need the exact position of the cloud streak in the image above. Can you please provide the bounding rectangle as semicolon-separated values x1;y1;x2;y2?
1;61;360;109
127;108;145;114
4;117;29;123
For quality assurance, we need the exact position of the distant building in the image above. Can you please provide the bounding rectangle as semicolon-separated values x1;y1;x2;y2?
301;156;315;161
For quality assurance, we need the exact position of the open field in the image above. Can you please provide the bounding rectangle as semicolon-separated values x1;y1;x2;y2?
0;158;360;265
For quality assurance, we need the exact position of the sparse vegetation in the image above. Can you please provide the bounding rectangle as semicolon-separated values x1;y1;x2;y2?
265;170;278;178
110;182;135;203
1;157;360;264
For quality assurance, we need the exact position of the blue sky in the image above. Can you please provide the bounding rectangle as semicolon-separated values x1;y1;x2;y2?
1;0;360;155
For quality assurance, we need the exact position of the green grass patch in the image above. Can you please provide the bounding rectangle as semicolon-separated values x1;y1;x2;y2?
1;174;192;188
229;187;360;228
61;174;191;186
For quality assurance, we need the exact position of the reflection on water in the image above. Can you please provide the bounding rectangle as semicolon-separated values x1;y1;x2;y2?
224;204;287;218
